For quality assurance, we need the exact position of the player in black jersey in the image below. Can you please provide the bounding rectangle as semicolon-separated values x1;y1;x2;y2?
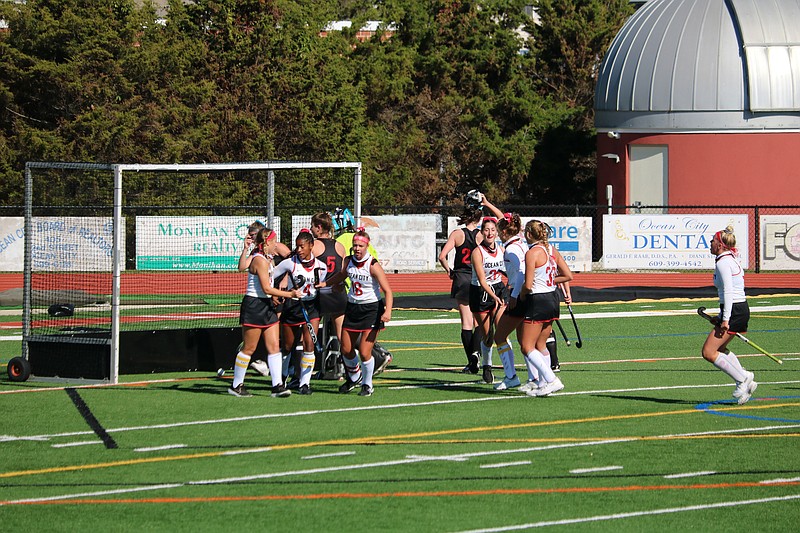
438;192;502;374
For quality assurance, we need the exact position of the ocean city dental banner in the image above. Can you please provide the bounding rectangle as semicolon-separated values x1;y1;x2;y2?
446;216;593;272
0;217;124;271
602;214;749;269
136;216;278;270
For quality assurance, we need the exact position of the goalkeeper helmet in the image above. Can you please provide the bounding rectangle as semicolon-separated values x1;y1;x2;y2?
464;189;482;210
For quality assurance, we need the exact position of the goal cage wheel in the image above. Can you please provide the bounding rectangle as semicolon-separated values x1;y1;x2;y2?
7;356;31;382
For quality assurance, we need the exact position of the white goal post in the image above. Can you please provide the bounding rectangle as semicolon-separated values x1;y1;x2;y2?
23;161;362;384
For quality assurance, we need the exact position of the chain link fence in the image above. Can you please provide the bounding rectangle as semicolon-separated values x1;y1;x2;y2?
3;204;799;273
362;204;800;272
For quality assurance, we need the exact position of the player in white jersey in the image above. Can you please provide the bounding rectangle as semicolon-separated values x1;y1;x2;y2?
230;228;302;398
489;212;529;391
702;226;757;405
272;229;328;395
520;220;573;397
318;228;393;396
238;220;292;378
468;217;508;384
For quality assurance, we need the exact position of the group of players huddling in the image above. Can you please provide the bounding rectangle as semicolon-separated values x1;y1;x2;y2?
439;192;574;397
228;193;761;406
229;212;392;399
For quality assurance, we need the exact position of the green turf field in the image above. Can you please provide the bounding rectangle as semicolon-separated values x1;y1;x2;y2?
1;295;799;531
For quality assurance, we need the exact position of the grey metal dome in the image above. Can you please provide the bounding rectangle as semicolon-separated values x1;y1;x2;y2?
595;0;800;131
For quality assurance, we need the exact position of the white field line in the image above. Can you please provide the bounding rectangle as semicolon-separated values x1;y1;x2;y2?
50;441;104;449
570;466;623;474
451;494;800;532
664;471;716;479
3;422;800;506
480;461;532;469
2;303;798;338
3;380;800;444
134;444;188;453
762;477;800;484
385;304;800;327
302;451;356;460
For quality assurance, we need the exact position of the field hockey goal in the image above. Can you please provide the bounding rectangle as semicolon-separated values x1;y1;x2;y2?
22;161;362;384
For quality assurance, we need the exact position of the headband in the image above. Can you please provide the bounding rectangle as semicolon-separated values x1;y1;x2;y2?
713;229;736;253
264;229;275;242
482;216;498;224
353;233;370;244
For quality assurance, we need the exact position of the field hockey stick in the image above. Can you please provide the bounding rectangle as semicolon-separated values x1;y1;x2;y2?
554;319;571;346
558;284;580;348
289;273;323;357
697;307;782;364
565;304;582;348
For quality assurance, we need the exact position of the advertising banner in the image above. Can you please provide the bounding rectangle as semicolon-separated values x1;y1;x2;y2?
446;216;593;272
602;214;749;269
760;215;800;270
0;217;124;271
292;214;439;272
136;216;277;270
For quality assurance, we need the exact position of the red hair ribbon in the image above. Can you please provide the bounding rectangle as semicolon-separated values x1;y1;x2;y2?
356;226;366;233
300;227;310;234
503;212;513;222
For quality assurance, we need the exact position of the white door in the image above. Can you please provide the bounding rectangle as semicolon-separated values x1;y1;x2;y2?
629;145;668;212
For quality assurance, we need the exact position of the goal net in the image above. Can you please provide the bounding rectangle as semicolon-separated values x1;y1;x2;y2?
23;161;361;383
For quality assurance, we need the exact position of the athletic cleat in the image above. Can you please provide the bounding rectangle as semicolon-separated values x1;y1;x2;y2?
228;384;253;397
250;359;269;377
493;375;521;391
374;354;393;375
286;378;301;390
733;372;757;405
518;380;538;393
339;375;362;394
270;384;292;398
551;364;560;373
298;384;312;395
461;364;479;374
527;377;564;397
482;365;494;384
358;384;374;396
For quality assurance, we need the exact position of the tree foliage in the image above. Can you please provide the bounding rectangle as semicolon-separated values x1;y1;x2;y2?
0;0;632;207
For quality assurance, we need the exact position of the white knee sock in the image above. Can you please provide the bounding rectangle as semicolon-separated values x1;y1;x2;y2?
233;351;251;388
541;348;552;369
362;357;375;388
267;352;283;388
524;352;539;382
714;352;747;383
497;342;516;378
724;350;747;374
343;354;362;382
525;350;555;383
299;351;315;387
480;341;493;367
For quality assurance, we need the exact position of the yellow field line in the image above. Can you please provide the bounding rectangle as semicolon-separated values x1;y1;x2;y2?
345;433;800;445
359;402;800;442
1;402;796;479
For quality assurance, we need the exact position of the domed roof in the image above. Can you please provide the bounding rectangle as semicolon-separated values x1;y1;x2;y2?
595;0;800;131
